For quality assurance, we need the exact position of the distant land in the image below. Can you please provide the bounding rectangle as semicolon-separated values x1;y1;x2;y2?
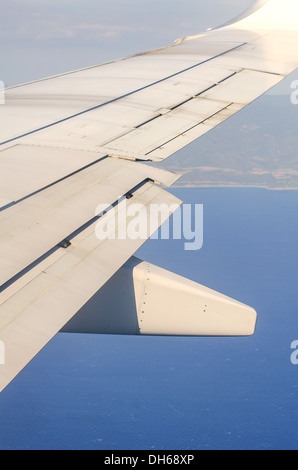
160;94;298;189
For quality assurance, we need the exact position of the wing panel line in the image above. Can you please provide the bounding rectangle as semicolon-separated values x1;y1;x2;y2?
0;43;246;147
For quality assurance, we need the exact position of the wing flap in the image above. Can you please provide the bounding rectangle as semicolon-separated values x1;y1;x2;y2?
0;183;181;392
101;68;283;161
0;144;106;207
144;104;245;162
0;150;180;287
200;69;282;104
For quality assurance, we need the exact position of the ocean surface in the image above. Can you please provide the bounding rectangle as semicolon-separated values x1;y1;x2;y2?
0;187;297;450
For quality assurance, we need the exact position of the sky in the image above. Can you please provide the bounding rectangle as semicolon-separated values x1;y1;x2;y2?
0;1;297;90
0;0;257;85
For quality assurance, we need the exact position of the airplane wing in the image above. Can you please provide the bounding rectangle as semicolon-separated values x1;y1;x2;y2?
1;0;297;392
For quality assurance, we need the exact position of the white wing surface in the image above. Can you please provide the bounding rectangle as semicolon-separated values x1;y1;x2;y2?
0;0;297;391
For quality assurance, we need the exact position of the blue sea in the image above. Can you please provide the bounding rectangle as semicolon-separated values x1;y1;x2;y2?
0;187;297;450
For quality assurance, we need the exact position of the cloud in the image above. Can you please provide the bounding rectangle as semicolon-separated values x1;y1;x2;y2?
0;0;254;86
0;0;253;44
0;0;158;44
74;22;144;39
